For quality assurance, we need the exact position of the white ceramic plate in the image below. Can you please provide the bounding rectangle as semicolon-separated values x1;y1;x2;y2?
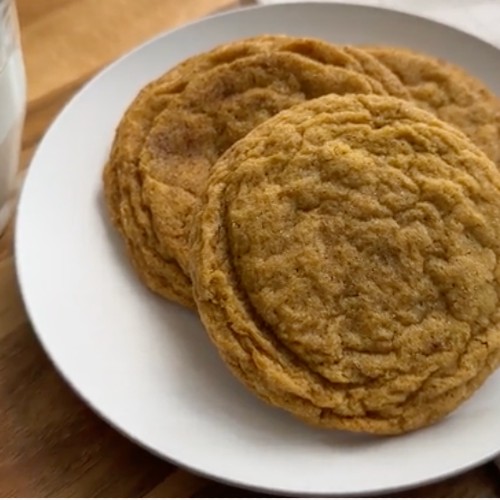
16;2;500;496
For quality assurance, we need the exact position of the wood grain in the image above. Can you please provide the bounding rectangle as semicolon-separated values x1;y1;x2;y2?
17;0;232;102
0;0;498;496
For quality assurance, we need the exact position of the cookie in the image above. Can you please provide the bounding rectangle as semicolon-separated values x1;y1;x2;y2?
190;94;500;435
366;45;500;164
105;36;408;307
103;35;306;307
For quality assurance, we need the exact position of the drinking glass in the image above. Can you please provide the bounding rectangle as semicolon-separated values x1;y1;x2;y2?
0;0;26;235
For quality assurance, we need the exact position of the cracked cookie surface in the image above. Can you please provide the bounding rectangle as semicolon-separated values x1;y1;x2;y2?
366;45;500;165
103;36;408;307
191;94;500;434
103;35;308;307
140;43;405;282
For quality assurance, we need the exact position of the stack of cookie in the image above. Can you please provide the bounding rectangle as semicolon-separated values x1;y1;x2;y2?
103;35;500;434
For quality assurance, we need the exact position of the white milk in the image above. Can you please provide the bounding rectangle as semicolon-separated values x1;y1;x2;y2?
0;47;26;233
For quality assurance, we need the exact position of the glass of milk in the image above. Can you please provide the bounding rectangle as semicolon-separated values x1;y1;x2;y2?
0;0;26;235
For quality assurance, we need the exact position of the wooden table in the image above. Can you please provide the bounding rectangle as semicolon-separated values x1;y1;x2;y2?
0;0;499;496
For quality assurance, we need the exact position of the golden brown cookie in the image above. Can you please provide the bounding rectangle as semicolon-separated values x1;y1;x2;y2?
105;35;297;228
191;94;500;435
104;36;408;307
103;35;308;307
366;45;500;164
